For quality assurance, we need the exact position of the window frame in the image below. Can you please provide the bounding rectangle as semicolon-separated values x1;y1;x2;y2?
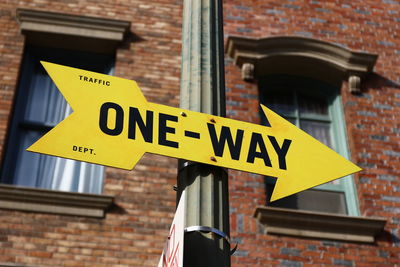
330;90;360;215
260;75;360;216
226;35;385;242
0;9;130;216
1;45;114;193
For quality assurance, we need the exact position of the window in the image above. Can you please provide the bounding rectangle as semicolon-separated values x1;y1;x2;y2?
0;9;129;217
226;35;385;242
226;35;379;218
260;75;359;216
1;45;114;194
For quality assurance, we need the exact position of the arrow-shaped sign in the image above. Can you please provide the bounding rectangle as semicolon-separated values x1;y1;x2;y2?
27;62;361;201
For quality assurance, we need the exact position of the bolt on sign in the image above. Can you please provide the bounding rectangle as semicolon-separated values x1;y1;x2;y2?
27;62;362;201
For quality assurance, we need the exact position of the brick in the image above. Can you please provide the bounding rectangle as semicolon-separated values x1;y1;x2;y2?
284;4;300;10
357;111;377;117
370;135;389;141
378;41;395;47
281;260;302;267
377;174;397;181
382;196;400;203
384;150;400;157
309;17;327;23
234;250;249;257
333;259;354;266
281;248;301;256
266;9;284;15
316;7;331;12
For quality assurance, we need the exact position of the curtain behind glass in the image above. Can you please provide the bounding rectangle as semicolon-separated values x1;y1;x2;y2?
263;90;332;148
13;63;104;193
299;94;332;148
1;45;114;194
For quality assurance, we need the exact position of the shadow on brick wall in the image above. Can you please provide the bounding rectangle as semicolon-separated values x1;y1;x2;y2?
361;73;400;94
108;202;128;215
119;31;145;50
375;228;400;248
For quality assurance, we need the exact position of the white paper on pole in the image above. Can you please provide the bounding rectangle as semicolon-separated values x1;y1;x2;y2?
158;191;185;267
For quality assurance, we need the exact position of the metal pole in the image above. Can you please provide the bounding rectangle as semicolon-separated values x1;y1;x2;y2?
178;0;230;266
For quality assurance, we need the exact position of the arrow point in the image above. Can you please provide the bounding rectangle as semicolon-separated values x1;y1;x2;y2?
269;179;288;202
260;103;364;202
260;104;294;129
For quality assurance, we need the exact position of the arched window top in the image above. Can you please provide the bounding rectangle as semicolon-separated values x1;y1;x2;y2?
226;36;378;93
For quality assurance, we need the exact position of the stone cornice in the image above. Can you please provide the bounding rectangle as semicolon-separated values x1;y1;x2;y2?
0;184;114;218
254;206;386;243
226;35;377;75
16;8;131;41
226;36;378;93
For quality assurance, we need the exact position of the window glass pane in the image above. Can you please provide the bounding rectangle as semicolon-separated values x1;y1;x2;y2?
2;45;113;194
24;68;69;126
300;120;332;148
299;93;328;116
14;130;47;187
287;118;296;125
268;188;347;215
264;92;295;116
261;75;358;215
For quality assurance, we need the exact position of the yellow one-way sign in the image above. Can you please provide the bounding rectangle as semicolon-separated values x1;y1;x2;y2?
27;62;362;201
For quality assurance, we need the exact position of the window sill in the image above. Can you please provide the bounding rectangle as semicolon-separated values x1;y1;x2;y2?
0;184;113;218
254;206;386;243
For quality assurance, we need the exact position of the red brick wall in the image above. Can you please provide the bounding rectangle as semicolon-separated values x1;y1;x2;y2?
0;0;399;266
0;1;182;266
224;1;400;266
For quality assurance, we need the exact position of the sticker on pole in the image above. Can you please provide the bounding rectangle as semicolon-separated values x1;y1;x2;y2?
27;62;362;201
158;191;185;267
